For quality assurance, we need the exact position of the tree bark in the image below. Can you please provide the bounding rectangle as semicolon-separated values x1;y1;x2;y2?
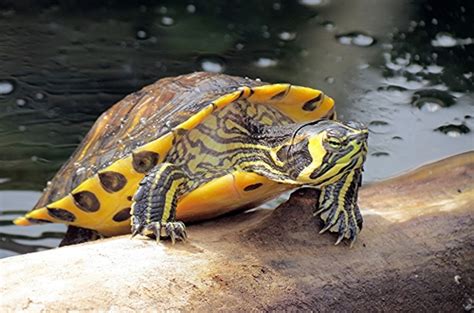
1;152;473;312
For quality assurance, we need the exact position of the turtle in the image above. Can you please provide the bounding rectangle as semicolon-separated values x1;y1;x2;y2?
14;72;368;245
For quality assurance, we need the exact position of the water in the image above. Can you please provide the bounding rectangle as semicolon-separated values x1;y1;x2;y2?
0;0;473;258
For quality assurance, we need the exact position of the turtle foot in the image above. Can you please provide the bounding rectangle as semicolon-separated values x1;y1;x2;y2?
131;220;187;244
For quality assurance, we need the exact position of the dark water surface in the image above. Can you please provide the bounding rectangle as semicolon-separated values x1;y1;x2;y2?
0;0;473;258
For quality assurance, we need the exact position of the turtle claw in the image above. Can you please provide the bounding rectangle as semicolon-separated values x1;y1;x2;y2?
165;221;187;244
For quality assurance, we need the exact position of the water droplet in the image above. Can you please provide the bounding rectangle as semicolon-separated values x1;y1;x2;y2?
136;29;148;40
435;124;470;137
35;92;45;100
0;80;14;95
161;16;174;26
325;76;335;84
186;4;196;13
299;0;326;6
200;57;224;73
278;31;296;41
411;89;455;110
254;57;278;68
16;98;26;107
336;32;376;47
372;152;390;157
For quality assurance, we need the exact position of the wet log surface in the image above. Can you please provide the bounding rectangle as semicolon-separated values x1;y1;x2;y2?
1;152;473;312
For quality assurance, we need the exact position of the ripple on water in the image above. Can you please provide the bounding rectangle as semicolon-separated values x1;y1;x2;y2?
435;124;470;137
0;80;15;95
371;151;390;157
336;32;376;47
411;89;456;112
368;120;390;134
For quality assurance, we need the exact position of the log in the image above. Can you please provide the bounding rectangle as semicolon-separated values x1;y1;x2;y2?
1;152;473;312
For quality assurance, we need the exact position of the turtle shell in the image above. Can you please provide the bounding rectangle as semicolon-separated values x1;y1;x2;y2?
15;72;335;235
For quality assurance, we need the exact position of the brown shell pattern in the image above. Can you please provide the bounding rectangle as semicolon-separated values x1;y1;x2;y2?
34;72;265;209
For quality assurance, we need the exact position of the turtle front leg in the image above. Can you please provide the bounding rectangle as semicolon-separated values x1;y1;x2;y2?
314;168;363;246
131;162;188;244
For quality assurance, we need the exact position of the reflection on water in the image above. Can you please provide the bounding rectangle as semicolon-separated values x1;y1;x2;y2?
0;0;472;258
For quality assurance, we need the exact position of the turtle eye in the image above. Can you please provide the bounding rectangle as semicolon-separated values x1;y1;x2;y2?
327;137;343;149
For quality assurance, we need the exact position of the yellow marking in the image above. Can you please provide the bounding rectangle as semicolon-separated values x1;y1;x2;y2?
176;172;294;221
297;132;326;182
161;177;185;223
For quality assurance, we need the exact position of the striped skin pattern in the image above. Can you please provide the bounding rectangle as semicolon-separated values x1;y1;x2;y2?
131;98;368;244
14;72;367;245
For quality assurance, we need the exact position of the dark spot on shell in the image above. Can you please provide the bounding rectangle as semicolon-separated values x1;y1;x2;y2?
113;208;131;222
244;183;263;191
72;191;100;212
127;196;133;201
271;89;288;100
27;217;53;224
302;94;323;111
47;208;76;222
98;171;127;193
132;151;159;173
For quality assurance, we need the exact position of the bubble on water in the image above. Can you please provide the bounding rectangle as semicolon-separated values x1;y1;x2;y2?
431;32;473;47
325;76;335;84
0;80;15;95
16;98;26;107
31;156;38;162
18;125;26;132
158;6;167;14
411;89;455;111
161;16;174;26
200;58;225;73
278;31;296;41
136;29;148;40
463;72;473;79
254;57;278;68
426;65;443;74
235;43;244;50
371;151;390;157
273;3;281;10
186;4;196;13
435;124;470;137
406;64;423;74
336;32;376;47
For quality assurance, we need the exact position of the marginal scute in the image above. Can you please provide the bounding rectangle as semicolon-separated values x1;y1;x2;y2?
132;151;159;173
27;217;53;224
47;208;76;222
98;171;127;193
243;183;264;191
302;93;323;111
72;191;100;212
112;208;131;222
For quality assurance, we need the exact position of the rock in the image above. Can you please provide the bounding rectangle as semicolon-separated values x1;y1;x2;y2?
0;152;473;311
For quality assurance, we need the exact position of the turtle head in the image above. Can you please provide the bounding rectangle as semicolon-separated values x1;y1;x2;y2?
285;120;368;185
